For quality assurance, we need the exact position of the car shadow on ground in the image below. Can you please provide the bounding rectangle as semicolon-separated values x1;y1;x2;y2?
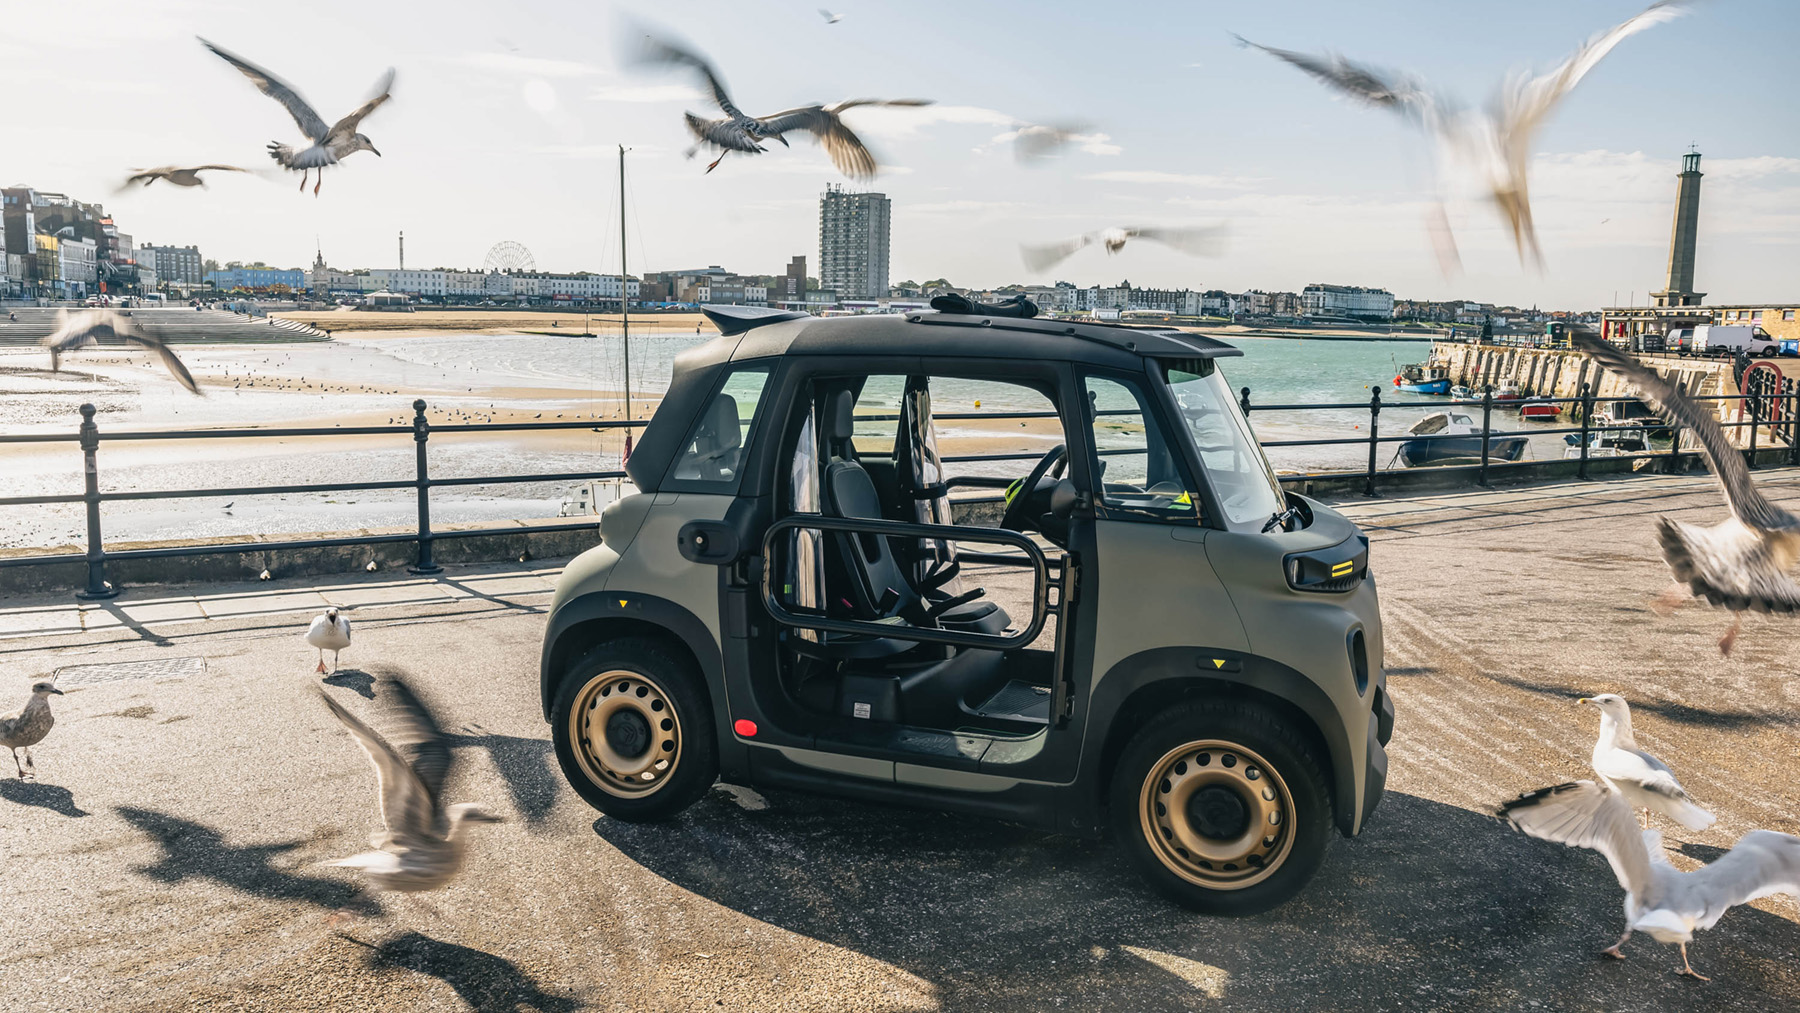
358;932;582;1013
594;788;1800;1010
0;778;90;816
116;806;374;915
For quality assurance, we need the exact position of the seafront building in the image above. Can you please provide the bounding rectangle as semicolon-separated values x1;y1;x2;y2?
1301;283;1395;319
819;184;891;300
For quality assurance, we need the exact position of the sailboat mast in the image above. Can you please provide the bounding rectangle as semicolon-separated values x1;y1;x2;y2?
619;144;633;447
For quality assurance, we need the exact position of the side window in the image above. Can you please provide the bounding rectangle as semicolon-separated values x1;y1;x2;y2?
1082;375;1199;523
668;367;771;489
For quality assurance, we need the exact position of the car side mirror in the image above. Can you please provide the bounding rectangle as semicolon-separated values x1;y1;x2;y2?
1049;478;1085;518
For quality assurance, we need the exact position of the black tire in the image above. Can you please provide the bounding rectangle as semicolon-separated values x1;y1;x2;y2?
1109;699;1332;915
1763;346;1778;357
551;636;718;821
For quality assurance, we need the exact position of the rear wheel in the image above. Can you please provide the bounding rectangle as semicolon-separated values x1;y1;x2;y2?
1110;699;1332;915
552;637;717;821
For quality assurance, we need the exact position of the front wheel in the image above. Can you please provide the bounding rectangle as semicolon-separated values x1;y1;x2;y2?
1763;346;1779;357
552;637;718;821
1110;699;1332;915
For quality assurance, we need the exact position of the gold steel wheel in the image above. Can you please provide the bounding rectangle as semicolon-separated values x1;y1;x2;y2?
1138;739;1295;890
567;669;683;797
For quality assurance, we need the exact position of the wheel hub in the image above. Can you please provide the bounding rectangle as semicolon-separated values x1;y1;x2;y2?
1139;739;1295;890
605;708;651;758
566;670;682;797
1186;784;1250;839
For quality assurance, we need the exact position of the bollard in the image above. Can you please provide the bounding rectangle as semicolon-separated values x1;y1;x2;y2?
408;399;443;575
75;403;118;600
1239;386;1251;417
1577;383;1593;480
1477;386;1494;487
1364;386;1381;497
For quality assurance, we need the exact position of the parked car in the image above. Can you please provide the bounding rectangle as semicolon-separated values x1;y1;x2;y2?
538;304;1392;914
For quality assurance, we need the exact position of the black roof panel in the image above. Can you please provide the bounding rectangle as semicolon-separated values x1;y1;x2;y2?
723;311;1241;368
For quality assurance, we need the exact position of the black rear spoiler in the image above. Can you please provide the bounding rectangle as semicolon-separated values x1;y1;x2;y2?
701;304;812;336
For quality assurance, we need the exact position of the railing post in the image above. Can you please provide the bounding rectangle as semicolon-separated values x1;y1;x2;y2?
75;403;117;600
1789;379;1799;467
1239;386;1251;417
408;399;443;575
1478;387;1493;487
1577;383;1593;480
1364;385;1381;497
1750;383;1762;468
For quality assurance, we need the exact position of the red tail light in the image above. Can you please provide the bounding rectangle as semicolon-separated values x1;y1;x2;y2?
733;718;758;737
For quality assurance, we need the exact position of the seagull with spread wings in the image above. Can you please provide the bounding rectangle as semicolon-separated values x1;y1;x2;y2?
200;37;393;196
41;309;200;395
1236;1;1686;270
1021;226;1225;273
1501;780;1800;980
320;671;502;924
1573;331;1800;656
630;30;928;179
121;165;247;190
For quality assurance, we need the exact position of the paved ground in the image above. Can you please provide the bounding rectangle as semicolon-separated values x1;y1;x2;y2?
5;472;1800;1011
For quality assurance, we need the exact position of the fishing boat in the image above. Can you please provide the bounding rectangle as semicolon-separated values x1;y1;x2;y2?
1398;411;1531;467
1490;383;1525;403
1395;362;1451;395
1563;431;1650;459
1450;384;1473;399
1518;397;1560;419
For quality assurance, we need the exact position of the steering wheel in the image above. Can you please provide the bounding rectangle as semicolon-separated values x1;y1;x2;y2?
1001;444;1068;533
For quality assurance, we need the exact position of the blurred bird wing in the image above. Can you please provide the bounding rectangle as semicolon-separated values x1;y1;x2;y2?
759;105;877;179
1234;35;1444;126
124;168;173;185
370;671;452;808
1013;122;1086;164
200;38;331;142
1572;332;1798;531
1697;832;1800;917
1020;233;1096;273
684;112;760;153
1500;780;1651;895
632;31;743;119
320;690;442;847
1127;225;1228;257
117;326;201;395
325;67;396;144
191;164;249;173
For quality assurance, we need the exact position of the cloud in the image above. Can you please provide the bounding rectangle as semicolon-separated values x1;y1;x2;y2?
452;52;602;78
587;83;703;103
1081;170;1259;188
1706;156;1800;179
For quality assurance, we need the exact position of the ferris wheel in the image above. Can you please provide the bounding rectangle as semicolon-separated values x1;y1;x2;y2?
483;240;536;273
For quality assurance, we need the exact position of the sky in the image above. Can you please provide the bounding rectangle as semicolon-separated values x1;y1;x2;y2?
3;0;1795;308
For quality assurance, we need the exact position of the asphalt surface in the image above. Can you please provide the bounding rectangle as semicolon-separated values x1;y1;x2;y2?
5;471;1800;1011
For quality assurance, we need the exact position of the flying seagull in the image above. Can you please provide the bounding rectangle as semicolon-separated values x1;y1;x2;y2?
200;37;393;197
0;679;63;780
630;30;929;179
1011;122;1095;165
1579;694;1715;831
1500;780;1800;980
306;606;352;675
819;9;843;23
319;672;503;922
121;165;247;189
1572;331;1800;655
41;309;200;395
1021;226;1226;273
1235;1;1686;270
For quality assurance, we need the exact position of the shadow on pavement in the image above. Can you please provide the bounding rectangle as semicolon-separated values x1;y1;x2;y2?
0;778;90;817
117;805;374;914
1487;674;1785;730
593;789;1800;1010
365;931;582;1012
450;725;558;828
322;669;376;699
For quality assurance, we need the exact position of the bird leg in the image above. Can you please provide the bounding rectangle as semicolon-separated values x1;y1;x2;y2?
1601;928;1631;960
316;648;328;675
10;747;24;779
1718;613;1744;657
1676;943;1710;981
1650;583;1689;617
314;174;322;198
332;649;340;674
1641;808;1650;830
705;154;724;173
19;748;34;780
298;169;308;194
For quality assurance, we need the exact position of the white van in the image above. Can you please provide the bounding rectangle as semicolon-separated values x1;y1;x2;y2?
1667;324;1778;357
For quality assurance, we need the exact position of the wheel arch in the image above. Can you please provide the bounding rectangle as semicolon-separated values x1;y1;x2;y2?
1089;649;1362;837
540;592;723;725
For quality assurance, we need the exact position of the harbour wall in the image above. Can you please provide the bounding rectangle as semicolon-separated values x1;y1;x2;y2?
1429;342;1736;403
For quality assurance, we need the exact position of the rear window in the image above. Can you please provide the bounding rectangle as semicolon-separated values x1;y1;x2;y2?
667;367;772;491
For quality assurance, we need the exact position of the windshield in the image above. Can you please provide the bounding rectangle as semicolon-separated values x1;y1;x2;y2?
1161;359;1287;527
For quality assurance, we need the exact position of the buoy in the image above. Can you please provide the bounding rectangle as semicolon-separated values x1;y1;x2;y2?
974;399;982;408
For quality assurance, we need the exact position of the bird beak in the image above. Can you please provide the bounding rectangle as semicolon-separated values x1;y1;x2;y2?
50;687;65;695
371;146;382;157
1576;697;1591;706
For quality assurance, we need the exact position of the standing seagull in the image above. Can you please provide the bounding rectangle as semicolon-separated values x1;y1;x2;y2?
1501;780;1800;980
1579;694;1715;831
1022;226;1225;273
1235;2;1686;269
630;31;929;179
41;309;200;394
1;679;64;780
200;38;393;197
121;165;247;189
306;607;352;675
1573;331;1800;655
319;672;502;921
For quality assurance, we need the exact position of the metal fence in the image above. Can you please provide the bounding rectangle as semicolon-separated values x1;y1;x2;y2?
4;381;1795;599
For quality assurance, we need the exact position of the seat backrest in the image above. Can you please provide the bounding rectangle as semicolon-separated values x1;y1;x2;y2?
821;390;918;616
672;392;741;482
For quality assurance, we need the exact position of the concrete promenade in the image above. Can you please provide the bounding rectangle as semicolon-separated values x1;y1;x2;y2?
4;472;1800;1010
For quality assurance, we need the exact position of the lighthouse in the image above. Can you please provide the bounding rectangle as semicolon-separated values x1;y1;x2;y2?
1651;149;1705;308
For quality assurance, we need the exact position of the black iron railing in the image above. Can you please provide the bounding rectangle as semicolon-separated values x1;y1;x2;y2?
4;380;1796;599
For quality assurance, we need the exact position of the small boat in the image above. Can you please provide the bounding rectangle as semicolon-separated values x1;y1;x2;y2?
1563;431;1650;459
1395;363;1451;395
1399;411;1531;467
1489;383;1525;403
1518;397;1560;419
1450;384;1473;399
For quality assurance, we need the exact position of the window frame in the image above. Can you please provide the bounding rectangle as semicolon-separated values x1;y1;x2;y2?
655;363;775;495
1077;367;1212;529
